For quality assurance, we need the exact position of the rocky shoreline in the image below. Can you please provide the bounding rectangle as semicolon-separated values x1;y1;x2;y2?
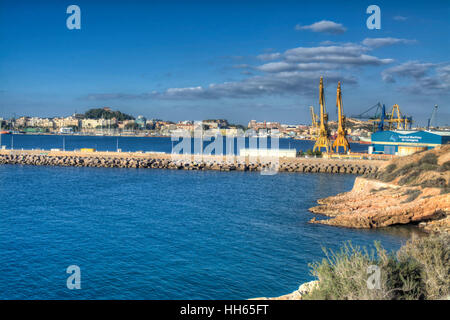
250;281;319;300
308;145;449;233
309;177;449;231
0;150;380;174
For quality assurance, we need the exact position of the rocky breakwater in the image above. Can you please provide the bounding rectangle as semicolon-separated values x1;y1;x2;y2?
0;150;380;174
309;145;450;233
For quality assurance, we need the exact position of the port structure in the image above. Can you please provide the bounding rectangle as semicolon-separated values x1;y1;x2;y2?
332;82;350;153
313;77;331;153
387;104;412;130
309;106;319;137
368;103;386;132
352;102;412;132
353;102;386;132
427;105;438;130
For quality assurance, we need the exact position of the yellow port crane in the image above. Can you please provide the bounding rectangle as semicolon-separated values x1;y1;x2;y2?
332;81;350;153
313;77;331;153
386;104;412;130
309;106;319;137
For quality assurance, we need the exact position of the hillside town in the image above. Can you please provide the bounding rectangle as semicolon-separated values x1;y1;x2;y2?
0;107;374;141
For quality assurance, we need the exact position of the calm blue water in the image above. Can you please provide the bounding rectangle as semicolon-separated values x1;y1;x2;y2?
0;134;368;154
0;163;420;300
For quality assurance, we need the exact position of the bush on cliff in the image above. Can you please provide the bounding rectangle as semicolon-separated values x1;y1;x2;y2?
303;234;449;300
418;153;438;166
377;164;397;182
438;161;450;172
397;234;450;300
385;164;397;173
401;189;422;203
376;151;446;188
420;178;447;188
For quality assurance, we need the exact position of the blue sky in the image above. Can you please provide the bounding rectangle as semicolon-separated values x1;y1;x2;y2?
0;0;449;126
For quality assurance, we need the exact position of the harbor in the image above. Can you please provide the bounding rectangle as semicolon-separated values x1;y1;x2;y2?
1;0;449;303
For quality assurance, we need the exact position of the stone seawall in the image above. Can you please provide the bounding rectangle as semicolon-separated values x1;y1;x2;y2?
0;150;381;174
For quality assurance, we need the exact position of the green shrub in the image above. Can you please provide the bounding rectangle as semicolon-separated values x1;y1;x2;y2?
401;189;421;203
418;162;439;172
397;234;450;300
384;256;425;299
304;242;386;300
420;178;447;188
314;150;323;157
397;162;416;176
303;235;449;300
419;153;438;165
396;162;439;186
438;161;450;172
398;169;421;185
379;171;397;182
385;164;397;173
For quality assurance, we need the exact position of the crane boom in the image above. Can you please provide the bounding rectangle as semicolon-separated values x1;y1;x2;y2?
427;105;438;130
332;81;350;153
309;106;318;136
313;77;331;153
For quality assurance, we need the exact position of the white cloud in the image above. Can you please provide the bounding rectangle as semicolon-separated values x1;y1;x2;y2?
256;62;297;73
256;53;282;61
283;45;393;66
381;61;450;94
85;41;396;101
85;71;357;101
393;15;408;21
295;20;346;34
362;37;417;48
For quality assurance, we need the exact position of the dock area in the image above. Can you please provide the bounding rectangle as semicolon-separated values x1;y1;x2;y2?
0;149;384;174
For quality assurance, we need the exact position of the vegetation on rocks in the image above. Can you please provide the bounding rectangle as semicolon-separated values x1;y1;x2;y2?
439;161;450;172
367;148;449;193
84;108;135;121
401;189;422;203
303;234;449;300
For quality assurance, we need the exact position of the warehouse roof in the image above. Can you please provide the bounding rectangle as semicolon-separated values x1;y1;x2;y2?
393;130;450;136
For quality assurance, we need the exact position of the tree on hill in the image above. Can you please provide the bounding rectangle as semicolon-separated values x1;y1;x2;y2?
84;108;135;121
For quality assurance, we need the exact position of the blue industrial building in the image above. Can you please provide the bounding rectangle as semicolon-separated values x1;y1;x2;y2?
370;130;450;155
